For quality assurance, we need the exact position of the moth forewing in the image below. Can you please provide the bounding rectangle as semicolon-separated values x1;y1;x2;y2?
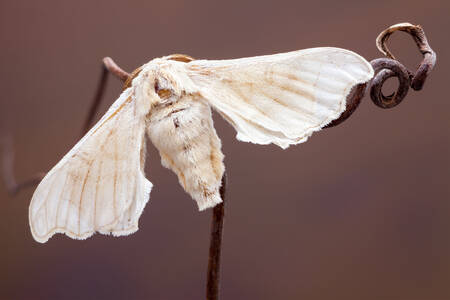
185;47;374;148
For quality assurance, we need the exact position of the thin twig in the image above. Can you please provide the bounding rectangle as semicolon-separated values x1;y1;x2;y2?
81;65;109;136
81;59;133;136
103;57;130;82
207;173;227;300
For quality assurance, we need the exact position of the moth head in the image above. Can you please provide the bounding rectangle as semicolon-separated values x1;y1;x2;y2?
135;58;198;108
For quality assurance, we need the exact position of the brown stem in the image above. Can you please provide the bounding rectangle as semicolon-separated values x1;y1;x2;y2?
207;173;227;300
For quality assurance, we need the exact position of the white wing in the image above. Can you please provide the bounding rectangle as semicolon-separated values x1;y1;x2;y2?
186;47;374;149
29;87;152;243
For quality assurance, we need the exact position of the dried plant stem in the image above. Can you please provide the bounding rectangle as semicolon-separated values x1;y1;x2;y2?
207;174;227;300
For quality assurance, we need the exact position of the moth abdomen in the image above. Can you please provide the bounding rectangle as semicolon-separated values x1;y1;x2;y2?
147;95;225;210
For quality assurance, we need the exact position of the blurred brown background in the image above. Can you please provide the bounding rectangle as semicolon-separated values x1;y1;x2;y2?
0;0;449;299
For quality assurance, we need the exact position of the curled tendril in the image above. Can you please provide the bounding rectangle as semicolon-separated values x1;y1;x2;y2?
369;58;411;108
369;22;436;108
326;22;436;128
375;22;437;91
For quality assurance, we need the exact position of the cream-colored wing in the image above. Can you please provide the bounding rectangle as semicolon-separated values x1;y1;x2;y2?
186;47;374;149
146;94;224;211
29;88;152;243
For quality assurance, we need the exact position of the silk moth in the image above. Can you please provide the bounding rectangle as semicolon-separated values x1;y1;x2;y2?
29;48;374;242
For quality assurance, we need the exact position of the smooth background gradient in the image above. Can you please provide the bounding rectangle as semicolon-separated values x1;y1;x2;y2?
0;0;448;299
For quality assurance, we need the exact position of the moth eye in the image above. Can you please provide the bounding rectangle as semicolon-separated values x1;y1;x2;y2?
157;89;172;100
154;80;172;100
